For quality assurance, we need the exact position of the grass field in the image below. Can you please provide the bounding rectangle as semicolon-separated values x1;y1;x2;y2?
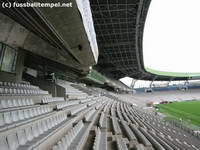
157;100;200;127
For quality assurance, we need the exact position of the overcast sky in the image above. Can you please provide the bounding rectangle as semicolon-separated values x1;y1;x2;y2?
121;0;200;87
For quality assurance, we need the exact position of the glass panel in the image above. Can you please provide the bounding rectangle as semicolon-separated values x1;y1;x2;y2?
1;46;16;72
12;51;17;72
0;43;3;67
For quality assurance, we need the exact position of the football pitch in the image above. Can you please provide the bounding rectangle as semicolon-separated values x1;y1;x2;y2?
157;100;200;127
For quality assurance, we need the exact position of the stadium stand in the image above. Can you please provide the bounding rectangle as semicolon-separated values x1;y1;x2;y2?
0;0;200;149
0;81;199;150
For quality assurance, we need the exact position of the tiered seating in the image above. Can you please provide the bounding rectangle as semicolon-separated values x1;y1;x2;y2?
130;124;152;148
0;82;48;96
84;108;96;122
0;98;34;110
52;120;84;150
56;100;79;110
42;97;64;104
116;137;128;150
112;117;122;135
70;104;87;115
1;81;200;150
0;111;67;150
56;80;88;100
121;121;137;141
99;112;107;129
0;105;52;131
93;127;107;150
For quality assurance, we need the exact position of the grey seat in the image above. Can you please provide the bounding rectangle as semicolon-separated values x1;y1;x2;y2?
17;129;28;145
25;126;34;141
7;100;14;108
22;99;27;106
25;99;30;106
11;111;19;122
37;107;42;115
58;141;64;150
30;99;34;105
29;109;34;118
0;88;4;94
51;118;56;127
61;137;67;149
52;145;59;150
0;113;5;126
46;119;52;129
13;99;19;107
32;124;40;138
33;108;38;116
40;107;45;114
24;109;30;119
4;112;13;124
42;120;48;132
0;135;9;150
37;122;44;135
17;99;23;107
18;110;25;120
7;133;20;150
1;100;8;109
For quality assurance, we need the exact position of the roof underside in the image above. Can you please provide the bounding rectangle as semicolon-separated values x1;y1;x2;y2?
90;0;189;81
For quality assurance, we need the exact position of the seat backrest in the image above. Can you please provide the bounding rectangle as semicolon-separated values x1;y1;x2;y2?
4;112;12;124
7;133;20;150
32;124;39;138
25;126;34;141
0;136;9;150
11;111;19;122
1;100;8;109
17;129;27;145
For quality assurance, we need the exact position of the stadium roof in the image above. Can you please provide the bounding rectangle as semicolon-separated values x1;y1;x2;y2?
90;0;196;81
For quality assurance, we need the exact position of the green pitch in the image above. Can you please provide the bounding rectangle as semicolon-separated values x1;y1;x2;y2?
158;100;200;127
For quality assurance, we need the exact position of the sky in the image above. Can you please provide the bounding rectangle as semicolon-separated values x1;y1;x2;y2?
143;0;200;73
121;0;200;87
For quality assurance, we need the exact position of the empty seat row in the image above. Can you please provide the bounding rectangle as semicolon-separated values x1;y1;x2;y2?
80;98;92;104
56;102;71;110
84;108;96;122
148;130;174;150
0;81;30;88
70;104;87;115
87;101;97;107
121;121;137;141
95;103;102;110
0;87;48;95
93;128;101;150
0;99;34;110
93;128;107;150
139;127;165;150
112;117;122;135
116;109;123;121
116;137;128;150
52;120;84;150
99;112;107;129
122;111;131;123
0;112;67;150
56;100;80;110
130;124;152;147
134;144;146;150
42;97;70;104
0;105;52;131
111;108;116;116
